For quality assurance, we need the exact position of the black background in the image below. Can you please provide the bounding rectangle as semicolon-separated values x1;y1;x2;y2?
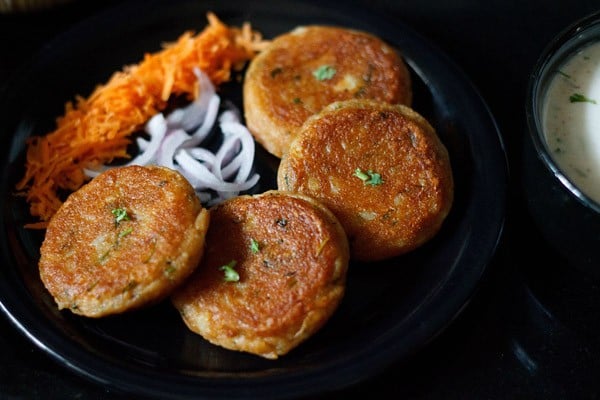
1;0;600;399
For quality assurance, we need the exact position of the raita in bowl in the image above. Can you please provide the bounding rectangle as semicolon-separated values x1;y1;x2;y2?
525;10;600;278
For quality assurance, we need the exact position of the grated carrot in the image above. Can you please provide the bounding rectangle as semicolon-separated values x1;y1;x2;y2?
15;12;268;228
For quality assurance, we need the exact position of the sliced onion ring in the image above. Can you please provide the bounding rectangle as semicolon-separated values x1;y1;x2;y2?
85;69;260;206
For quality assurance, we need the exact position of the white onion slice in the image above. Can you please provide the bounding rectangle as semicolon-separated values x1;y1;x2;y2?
175;149;259;192
84;69;260;206
166;68;216;131
130;113;168;166
185;95;220;147
186;147;217;167
221;121;255;184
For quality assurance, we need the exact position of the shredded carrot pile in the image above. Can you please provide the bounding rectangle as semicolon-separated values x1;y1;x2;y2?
15;12;268;229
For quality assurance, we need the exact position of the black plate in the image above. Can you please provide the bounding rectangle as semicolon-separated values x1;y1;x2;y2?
0;0;507;398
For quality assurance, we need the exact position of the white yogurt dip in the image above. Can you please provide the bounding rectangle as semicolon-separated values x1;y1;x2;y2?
542;41;600;203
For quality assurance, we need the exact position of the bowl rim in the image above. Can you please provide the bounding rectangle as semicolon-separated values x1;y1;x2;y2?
526;10;600;214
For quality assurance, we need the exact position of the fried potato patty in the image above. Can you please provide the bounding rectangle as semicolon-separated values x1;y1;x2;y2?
171;190;349;359
39;165;210;318
243;25;412;158
278;100;454;262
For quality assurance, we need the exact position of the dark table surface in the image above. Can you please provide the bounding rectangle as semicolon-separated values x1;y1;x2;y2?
1;1;600;399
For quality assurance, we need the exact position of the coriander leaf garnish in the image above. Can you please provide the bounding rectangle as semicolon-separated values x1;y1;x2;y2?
118;227;133;238
313;65;336;81
557;70;571;79
368;172;383;186
353;168;369;181
111;208;130;225
220;260;240;282
569;93;597;104
353;168;383;186
164;263;177;278
250;238;260;254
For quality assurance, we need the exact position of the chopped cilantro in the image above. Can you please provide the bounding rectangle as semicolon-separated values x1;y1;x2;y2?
118;227;133;238
250;238;260;254
112;208;130;225
557;70;571;79
220;260;240;282
569;93;597;104
354;168;369;181
313;65;336;81
164;263;177;278
366;171;383;186
354;168;383;186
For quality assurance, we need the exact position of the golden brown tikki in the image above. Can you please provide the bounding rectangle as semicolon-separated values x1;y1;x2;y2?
39;165;210;318
171;191;349;359
278;100;454;262
243;25;412;158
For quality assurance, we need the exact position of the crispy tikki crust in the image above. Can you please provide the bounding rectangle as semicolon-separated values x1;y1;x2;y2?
39;165;210;318
278;100;454;262
171;190;349;359
243;25;412;158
